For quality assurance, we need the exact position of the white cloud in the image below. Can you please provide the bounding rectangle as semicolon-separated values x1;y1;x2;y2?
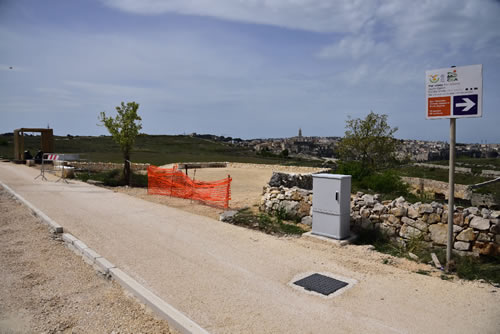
101;0;376;33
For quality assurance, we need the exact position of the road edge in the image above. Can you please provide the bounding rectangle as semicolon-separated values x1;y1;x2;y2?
0;180;209;334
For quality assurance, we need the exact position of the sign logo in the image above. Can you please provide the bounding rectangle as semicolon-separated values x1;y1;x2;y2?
447;69;458;82
429;74;440;83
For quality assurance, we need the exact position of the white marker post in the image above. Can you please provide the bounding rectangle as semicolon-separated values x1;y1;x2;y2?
425;64;483;271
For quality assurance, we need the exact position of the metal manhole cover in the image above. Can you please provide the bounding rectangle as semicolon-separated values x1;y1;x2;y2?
293;273;348;296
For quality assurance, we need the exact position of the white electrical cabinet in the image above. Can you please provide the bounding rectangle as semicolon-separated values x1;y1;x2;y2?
312;173;351;240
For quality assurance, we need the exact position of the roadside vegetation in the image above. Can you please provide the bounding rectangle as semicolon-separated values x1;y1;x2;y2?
75;169;148;188
228;208;306;236
354;227;500;285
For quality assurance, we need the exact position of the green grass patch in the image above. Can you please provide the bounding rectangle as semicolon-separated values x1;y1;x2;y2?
454;255;500;284
430;157;500;171
229;208;305;236
0;134;323;167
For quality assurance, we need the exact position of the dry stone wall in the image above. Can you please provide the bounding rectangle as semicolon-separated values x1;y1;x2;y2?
69;161;150;172
260;173;500;256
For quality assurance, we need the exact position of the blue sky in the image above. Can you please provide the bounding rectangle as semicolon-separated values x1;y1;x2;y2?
1;0;499;143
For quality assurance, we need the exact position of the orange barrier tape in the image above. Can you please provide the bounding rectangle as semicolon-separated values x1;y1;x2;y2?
148;165;232;209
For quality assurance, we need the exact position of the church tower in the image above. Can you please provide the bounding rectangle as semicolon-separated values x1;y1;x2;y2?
298;128;302;138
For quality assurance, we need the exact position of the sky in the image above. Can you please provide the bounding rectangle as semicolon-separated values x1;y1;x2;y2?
1;0;500;143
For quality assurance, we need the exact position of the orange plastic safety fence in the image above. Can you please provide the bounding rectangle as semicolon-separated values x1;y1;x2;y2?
147;165;232;208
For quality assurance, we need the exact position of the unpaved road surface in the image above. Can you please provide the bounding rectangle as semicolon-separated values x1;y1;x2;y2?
1;162;500;334
116;163;325;220
0;189;173;334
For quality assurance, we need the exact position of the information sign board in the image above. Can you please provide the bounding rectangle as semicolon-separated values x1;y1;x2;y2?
426;64;482;119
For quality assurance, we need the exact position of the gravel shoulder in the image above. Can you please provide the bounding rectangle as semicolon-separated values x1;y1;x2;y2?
0;189;173;334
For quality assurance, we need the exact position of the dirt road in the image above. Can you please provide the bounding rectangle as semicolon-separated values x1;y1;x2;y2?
1;162;500;333
0;189;173;334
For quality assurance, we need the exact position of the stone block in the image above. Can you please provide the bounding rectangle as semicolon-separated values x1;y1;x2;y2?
472;241;499;256
390;207;407;217
220;210;238;222
454;241;470;251
427;213;441;224
418;204;434;215
94;257;116;275
407;206;419;219
73;240;89;254
429;223;448;245
62;233;78;245
457;227;476;241
477;233;492;242
399;224;422;239
301;216;312;226
489;219;500;234
469;216;491;231
82;248;101;265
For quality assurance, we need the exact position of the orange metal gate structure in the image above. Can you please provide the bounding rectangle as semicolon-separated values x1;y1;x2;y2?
148;165;232;208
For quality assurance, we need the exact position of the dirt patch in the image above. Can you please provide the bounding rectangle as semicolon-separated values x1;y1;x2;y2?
0;189;173;334
113;163;326;220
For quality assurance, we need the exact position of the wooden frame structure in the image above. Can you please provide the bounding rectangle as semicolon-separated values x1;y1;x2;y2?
13;128;54;162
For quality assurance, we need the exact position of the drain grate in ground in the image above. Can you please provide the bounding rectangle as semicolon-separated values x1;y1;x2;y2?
293;273;348;296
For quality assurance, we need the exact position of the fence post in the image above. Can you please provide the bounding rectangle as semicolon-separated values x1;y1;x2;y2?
225;175;231;209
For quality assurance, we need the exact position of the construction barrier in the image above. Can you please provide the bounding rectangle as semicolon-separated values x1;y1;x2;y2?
148;165;232;209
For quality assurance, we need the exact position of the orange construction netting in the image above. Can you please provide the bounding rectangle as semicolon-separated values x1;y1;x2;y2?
147;165;232;208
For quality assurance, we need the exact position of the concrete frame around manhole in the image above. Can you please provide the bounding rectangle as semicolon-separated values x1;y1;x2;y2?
289;271;357;299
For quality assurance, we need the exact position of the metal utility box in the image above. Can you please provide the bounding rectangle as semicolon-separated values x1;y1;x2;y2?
312;173;351;239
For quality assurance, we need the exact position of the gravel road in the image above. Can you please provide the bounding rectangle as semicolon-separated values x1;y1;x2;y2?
0;189;173;334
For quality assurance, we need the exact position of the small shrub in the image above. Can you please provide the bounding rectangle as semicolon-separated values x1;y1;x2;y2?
230;209;305;236
454;255;500;284
416;269;431;276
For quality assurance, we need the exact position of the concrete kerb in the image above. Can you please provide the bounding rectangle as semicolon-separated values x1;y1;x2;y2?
0;180;209;334
0;181;63;233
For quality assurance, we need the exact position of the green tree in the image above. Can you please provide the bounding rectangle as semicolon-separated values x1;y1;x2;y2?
98;102;142;185
337;111;399;173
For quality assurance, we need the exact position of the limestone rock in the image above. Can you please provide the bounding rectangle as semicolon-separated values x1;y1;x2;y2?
491;211;500;219
391;206;407;217
465;207;480;216
360;207;371;218
489;219;500;234
429;223;448;245
220;210;238;222
477;232;492;242
301;216;312;226
407;206;419;219
280;200;299;216
469;216;491;231
456;228;475;242
379;224;396;237
454;241;470;251
297;201;311;218
400;224;422;239
427;213;441;224
372;203;386;214
418;204;434;215
387;214;400;225
361;194;375;207
472;241;499;256
453;213;465;226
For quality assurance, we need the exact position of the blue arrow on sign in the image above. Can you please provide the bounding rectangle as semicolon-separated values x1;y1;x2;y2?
453;94;478;116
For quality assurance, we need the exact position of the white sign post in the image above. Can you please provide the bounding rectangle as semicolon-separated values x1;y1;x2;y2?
425;64;483;271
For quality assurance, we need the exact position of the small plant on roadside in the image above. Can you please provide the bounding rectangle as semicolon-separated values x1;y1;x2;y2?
440;274;452;281
416;269;431;276
230;208;305;236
